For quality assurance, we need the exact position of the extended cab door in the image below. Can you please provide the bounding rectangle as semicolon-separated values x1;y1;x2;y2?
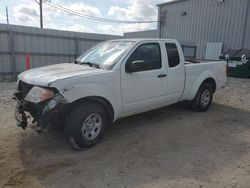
164;42;185;101
121;42;168;114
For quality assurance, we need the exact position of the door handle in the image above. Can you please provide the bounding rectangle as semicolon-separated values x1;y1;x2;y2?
157;74;167;78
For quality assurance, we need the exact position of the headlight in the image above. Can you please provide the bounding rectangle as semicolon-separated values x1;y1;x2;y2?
24;86;55;103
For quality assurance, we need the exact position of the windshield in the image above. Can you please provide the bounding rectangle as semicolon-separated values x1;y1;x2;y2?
76;41;134;70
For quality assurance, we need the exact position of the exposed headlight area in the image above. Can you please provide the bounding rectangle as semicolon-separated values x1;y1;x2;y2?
14;81;68;130
24;86;55;103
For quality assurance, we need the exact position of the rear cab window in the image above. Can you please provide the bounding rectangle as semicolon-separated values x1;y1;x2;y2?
165;43;180;68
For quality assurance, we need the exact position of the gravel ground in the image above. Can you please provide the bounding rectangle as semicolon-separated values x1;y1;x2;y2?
0;78;250;188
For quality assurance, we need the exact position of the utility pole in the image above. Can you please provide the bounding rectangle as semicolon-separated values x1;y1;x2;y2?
39;0;43;28
6;6;9;24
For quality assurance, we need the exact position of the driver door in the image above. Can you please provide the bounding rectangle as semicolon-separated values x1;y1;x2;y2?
121;42;168;114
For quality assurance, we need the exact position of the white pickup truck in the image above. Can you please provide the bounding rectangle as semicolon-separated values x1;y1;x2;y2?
14;39;227;149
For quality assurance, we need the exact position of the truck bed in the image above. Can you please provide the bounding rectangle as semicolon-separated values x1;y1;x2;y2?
181;60;227;101
185;58;224;64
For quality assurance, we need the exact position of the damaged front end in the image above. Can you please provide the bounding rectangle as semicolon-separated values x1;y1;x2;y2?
13;81;68;131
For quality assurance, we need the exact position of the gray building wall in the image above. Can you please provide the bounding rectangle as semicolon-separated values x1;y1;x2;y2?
243;0;250;48
124;30;158;38
0;24;120;81
158;0;250;58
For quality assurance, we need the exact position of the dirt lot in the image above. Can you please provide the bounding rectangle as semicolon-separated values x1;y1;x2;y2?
0;78;250;188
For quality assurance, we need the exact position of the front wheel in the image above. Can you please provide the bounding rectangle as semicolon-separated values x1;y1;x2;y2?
65;102;108;150
191;82;213;112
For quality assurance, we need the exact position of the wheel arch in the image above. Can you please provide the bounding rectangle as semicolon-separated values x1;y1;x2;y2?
202;78;216;93
188;71;217;101
67;96;115;122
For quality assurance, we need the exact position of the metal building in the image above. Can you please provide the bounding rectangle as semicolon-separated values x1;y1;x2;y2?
124;30;158;38
157;0;250;58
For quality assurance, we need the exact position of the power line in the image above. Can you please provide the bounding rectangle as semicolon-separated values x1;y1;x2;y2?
32;0;39;5
43;0;159;24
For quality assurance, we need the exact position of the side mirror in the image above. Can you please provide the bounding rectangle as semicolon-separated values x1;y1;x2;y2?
126;60;145;73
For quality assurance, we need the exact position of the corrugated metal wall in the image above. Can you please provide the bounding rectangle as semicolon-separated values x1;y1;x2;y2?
0;28;11;78
158;0;250;58
124;30;158;38
243;0;250;49
0;24;120;81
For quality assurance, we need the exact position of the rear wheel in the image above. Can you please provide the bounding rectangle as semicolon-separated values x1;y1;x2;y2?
191;82;213;112
65;102;108;150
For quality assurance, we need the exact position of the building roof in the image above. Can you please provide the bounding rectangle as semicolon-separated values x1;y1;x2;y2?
110;38;178;43
157;0;186;7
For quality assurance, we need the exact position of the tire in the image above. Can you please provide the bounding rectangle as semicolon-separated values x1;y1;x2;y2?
50;115;65;130
191;82;213;112
65;102;108;150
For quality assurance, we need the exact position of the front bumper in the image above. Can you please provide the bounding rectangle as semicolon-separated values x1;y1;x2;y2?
14;93;67;130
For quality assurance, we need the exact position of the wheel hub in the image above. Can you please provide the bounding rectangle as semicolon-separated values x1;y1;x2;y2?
81;113;102;141
201;89;211;106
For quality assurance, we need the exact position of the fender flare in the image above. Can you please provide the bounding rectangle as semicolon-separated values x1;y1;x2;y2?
59;83;121;121
189;71;217;100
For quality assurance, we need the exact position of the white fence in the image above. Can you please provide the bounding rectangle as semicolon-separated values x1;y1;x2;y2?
0;24;120;81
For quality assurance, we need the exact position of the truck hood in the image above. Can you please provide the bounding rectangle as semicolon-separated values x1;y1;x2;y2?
18;63;104;86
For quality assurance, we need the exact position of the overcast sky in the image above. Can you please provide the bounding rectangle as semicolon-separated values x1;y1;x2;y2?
0;0;166;35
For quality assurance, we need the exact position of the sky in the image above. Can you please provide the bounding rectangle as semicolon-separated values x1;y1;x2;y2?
0;0;166;35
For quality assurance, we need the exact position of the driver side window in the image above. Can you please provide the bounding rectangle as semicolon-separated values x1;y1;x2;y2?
126;43;162;72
